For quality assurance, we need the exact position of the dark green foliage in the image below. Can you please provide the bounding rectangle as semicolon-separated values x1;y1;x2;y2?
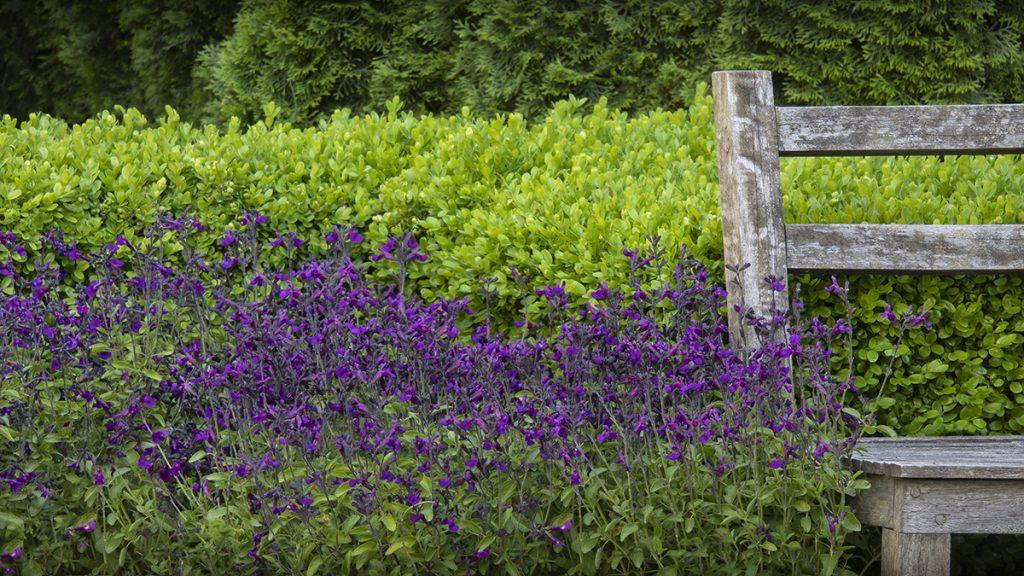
198;0;398;124
0;0;239;122
718;0;1024;105
197;0;1024;125
115;1;241;119
198;0;721;123
8;1;1024;123
433;1;719;118
42;1;133;117
0;0;63;119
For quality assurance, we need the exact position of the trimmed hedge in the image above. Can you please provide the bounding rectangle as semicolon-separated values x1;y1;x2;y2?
4;87;1024;438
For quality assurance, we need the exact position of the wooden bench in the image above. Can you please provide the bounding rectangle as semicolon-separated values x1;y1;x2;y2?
711;70;1024;576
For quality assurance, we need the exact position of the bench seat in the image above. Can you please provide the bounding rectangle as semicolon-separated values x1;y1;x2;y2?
853;436;1024;480
851;437;1024;575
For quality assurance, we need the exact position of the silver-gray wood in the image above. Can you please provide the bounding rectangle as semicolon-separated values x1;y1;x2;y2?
777;104;1024;156
853;436;1024;480
787;224;1024;273
712;69;1024;576
881;531;950;576
712;70;789;347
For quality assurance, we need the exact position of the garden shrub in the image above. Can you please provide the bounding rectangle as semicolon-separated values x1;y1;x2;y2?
6;2;1024;125
3;88;1024;435
0;0;239;123
196;0;717;124
0;216;896;574
197;0;1024;125
716;0;1024;106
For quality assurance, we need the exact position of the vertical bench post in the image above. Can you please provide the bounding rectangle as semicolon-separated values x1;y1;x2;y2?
881;530;950;576
712;71;789;347
712;70;974;573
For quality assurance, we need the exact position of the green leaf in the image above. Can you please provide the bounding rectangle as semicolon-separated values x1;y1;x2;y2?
204;472;231;483
206;507;228;522
841;407;862;420
97;531;123;554
477;534;496;553
840;512;862;532
348;540;376;559
382;514;397;533
385;539;406;556
620;523;638;542
800;516;812;533
306;555;323;576
0;512;24;530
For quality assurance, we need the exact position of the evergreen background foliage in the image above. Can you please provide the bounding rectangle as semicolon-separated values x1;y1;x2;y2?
5;1;1024;124
0;0;238;122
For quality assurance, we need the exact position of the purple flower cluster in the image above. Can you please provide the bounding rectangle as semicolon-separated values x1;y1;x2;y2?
0;215;911;573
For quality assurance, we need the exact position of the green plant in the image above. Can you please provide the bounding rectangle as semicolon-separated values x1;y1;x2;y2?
197;0;1024;125
8;1;1024;127
718;0;1024;106
0;0;239;123
3;88;1024;439
0;219;888;575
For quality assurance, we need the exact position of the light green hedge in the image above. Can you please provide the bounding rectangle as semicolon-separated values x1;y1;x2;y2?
4;85;1024;435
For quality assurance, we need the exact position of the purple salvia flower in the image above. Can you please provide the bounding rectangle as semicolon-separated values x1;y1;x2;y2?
220;230;237;247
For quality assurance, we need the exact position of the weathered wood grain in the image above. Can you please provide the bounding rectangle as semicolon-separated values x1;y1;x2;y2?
786;224;1024;273
881;530;950;576
712;70;789;346
777;104;1024;156
853;474;895;529
852;436;1024;479
894;478;1024;533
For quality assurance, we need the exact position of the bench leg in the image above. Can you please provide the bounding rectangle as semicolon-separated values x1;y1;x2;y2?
881;529;950;576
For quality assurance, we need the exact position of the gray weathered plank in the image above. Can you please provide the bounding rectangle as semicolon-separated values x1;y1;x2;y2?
853;474;895;529
894;477;1024;533
777;104;1024;156
712;70;789;346
786;224;1024;273
881;530;950;576
851;436;1024;479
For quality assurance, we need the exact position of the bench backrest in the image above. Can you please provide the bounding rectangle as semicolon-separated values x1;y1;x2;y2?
711;70;1024;345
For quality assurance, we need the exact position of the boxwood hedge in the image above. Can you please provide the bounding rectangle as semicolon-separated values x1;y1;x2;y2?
4;85;1024;436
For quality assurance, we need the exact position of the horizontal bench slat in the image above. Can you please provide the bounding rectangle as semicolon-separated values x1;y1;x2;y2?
896;478;1024;534
777;105;1024;156
786;224;1024;273
852;437;1024;480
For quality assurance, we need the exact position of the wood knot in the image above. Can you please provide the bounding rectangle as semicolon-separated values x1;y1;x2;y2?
934;513;948;526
